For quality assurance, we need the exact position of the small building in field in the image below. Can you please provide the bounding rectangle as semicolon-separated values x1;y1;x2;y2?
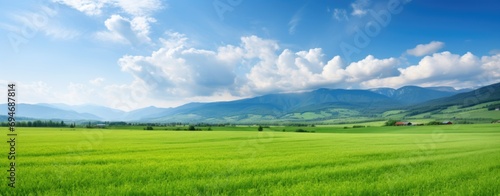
395;122;412;126
442;121;453;125
96;124;107;128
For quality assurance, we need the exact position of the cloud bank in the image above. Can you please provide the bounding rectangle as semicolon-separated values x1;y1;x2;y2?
17;34;500;110
118;34;500;101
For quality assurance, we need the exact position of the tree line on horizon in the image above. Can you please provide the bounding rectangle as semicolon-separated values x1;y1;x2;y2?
0;120;76;128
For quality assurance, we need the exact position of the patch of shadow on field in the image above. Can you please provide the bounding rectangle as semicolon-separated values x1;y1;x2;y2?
487;164;500;172
23;149;98;157
162;136;285;144
22;159;129;167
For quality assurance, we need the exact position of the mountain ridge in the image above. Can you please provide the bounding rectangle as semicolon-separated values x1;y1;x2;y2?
1;83;496;123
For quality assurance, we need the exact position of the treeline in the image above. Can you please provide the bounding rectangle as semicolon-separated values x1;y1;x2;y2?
0;120;74;127
120;122;235;127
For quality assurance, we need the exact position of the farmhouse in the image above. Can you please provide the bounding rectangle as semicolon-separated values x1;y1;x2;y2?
395;122;412;126
442;121;453;125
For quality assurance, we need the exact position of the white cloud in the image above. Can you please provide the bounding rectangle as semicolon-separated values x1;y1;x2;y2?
7;34;499;110
112;0;162;16
481;53;500;79
95;14;152;45
90;77;105;85
117;33;409;99
119;32;241;97
406;41;445;56
55;0;162;44
362;51;489;88
288;9;303;35
53;0;108;16
345;55;399;82
54;0;162;17
351;0;370;17
17;81;54;104
136;33;498;99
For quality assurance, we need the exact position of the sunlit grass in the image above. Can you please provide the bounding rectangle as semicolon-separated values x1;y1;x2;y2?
1;124;499;195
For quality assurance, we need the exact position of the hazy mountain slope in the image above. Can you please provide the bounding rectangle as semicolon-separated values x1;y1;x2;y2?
371;86;457;104
4;83;496;123
121;106;172;121
408;82;500;114
40;103;126;120
0;104;101;120
147;88;401;122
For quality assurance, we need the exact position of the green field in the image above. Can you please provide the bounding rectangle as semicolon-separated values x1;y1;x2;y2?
2;124;500;195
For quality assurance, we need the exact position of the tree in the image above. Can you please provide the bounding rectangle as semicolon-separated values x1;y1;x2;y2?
188;125;196;131
258;125;263;132
385;120;398;126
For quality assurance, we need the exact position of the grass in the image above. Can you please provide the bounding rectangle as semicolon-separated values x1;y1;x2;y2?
380;101;500;124
1;124;500;195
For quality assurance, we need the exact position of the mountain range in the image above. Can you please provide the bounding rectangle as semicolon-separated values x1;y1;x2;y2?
1;83;498;123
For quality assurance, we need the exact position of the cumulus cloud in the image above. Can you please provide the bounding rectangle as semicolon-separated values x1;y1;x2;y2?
345;55;399;82
13;33;500;110
119;32;240;97
117;33;410;98
406;41;445;57
481;53;500;79
361;51;497;89
115;33;500;105
55;0;162;44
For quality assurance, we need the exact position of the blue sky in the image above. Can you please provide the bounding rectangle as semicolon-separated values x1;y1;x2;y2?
1;0;499;110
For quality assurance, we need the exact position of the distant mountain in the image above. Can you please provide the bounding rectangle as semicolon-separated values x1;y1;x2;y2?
0;115;34;122
147;88;401;122
370;86;458;104
3;83;497;123
409;82;500;114
0;104;101;120
121;106;171;121
39;103;125;120
426;86;473;93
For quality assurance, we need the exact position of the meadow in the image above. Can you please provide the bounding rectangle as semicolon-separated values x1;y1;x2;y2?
1;124;499;195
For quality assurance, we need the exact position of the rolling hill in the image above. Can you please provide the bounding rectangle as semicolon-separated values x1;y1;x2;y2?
1;83;498;123
370;86;462;104
0;104;101;121
407;82;500;114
